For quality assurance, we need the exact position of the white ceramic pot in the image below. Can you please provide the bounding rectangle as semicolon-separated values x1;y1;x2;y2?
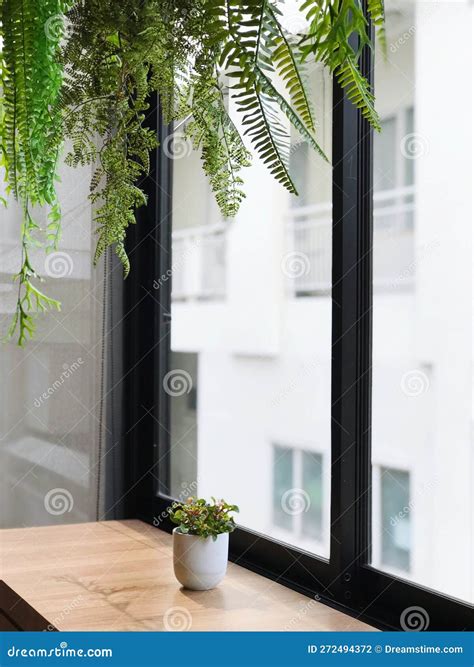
172;528;229;591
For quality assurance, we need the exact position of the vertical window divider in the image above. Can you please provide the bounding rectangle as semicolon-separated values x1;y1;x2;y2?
155;103;174;497
330;22;374;604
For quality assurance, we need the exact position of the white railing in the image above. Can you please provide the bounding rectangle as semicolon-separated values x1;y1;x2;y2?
287;202;333;295
372;186;415;291
286;186;415;294
171;186;415;302
171;222;227;301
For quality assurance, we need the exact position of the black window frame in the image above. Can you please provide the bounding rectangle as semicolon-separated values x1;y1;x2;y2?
121;19;473;632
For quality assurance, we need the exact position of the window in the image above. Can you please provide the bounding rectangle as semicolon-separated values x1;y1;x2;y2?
272;446;324;544
140;0;473;631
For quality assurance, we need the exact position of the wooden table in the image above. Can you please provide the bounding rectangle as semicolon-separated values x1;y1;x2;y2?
0;520;375;632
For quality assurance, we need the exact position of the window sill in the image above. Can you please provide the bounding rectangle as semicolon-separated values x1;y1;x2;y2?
0;520;376;632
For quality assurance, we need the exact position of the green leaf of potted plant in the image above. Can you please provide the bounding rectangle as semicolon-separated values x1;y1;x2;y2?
169;497;239;591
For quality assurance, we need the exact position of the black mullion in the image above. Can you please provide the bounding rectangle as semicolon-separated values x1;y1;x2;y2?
154;104;173;497
330;29;373;609
122;93;160;520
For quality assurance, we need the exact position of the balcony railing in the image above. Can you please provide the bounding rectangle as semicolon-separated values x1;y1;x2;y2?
170;186;415;302
171;222;227;301
286;185;415;295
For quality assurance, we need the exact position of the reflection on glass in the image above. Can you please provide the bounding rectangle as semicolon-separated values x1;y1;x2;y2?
302;451;323;541
167;351;198;496
380;468;411;572
170;59;332;557
371;0;473;603
273;446;294;532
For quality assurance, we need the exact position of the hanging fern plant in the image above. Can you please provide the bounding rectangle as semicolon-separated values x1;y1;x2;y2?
0;0;71;344
0;0;384;344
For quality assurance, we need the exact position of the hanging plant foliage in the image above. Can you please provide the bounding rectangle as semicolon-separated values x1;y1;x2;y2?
0;0;71;344
0;0;385;344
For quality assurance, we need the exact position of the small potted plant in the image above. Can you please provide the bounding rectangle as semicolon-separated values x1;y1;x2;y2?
169;497;239;591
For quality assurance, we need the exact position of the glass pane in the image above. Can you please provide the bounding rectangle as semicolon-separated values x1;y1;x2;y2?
371;0;473;603
169;61;332;557
167;352;198;497
0;159;105;528
374;116;397;192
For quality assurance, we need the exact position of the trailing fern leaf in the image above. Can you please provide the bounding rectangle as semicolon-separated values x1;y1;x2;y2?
184;70;251;218
367;0;387;57
264;3;315;132
300;0;381;131
0;0;69;344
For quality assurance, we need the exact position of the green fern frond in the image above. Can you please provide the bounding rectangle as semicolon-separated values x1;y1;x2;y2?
256;71;329;163
336;55;380;131
222;0;297;194
7;218;61;347
234;84;297;194
264;3;315;132
0;0;70;344
185;71;251;218
367;0;387;56
301;0;380;131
